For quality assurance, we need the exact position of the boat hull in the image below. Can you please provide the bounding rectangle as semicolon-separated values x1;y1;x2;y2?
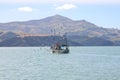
52;49;69;53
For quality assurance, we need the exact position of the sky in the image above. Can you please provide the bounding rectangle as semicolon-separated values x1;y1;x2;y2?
0;0;120;29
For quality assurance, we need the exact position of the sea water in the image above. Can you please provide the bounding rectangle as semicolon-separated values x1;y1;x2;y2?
0;47;120;80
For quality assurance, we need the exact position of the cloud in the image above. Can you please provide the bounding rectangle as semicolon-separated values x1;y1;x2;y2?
0;0;120;4
55;4;77;10
18;7;33;12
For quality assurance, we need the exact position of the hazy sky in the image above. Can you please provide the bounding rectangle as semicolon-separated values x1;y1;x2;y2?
0;0;120;29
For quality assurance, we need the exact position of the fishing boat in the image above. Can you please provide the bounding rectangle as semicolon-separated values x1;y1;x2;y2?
50;34;69;53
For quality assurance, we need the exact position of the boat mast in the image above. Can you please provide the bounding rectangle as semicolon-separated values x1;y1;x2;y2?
64;33;68;47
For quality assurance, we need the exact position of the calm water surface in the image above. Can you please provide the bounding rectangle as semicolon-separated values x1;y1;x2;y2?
0;47;120;80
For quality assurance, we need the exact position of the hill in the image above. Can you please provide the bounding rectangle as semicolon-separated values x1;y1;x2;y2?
0;14;120;46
